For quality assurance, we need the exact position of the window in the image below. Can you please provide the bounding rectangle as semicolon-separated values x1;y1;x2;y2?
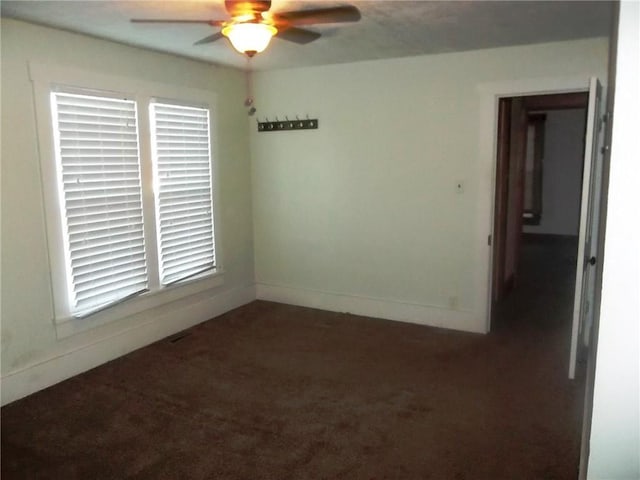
48;88;217;320
150;102;216;285
522;113;546;225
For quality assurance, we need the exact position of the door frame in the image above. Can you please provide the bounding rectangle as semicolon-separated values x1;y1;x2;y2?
490;92;590;315
475;76;596;333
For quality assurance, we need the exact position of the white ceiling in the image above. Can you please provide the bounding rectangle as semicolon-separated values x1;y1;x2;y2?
1;1;613;71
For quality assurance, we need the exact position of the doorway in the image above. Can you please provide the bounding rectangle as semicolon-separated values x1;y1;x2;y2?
490;94;590;363
491;92;588;312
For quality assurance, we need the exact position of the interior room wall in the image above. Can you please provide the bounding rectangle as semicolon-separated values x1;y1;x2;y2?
0;19;255;405
523;108;587;236
587;1;640;478
251;38;608;333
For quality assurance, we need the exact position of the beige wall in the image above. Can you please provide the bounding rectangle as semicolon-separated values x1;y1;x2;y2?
588;2;640;478
251;38;609;332
0;19;255;404
523;109;587;236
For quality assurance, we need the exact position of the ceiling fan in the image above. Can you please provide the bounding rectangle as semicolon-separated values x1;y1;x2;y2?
131;0;361;57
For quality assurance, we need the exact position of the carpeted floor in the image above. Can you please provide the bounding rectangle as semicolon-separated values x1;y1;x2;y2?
1;239;585;479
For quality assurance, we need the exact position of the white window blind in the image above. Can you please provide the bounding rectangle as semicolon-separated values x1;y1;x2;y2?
51;91;148;316
150;102;216;285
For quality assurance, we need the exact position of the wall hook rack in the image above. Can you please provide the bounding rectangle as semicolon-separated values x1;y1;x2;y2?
258;116;319;132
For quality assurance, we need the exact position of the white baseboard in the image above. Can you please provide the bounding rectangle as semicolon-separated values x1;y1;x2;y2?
1;284;256;406
256;282;486;334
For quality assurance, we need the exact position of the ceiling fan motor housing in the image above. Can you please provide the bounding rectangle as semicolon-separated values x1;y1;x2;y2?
225;1;272;17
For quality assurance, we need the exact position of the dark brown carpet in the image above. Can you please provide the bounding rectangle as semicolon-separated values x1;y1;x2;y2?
2;240;585;479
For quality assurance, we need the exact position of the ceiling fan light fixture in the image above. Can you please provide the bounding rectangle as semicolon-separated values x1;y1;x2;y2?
222;22;277;56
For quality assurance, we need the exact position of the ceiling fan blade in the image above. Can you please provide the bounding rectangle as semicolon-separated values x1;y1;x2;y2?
131;19;225;27
276;27;321;45
194;32;224;45
273;6;360;26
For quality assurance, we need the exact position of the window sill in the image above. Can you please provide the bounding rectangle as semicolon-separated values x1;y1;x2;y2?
54;269;224;339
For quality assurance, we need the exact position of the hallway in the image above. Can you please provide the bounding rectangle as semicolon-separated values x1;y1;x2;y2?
493;236;580;337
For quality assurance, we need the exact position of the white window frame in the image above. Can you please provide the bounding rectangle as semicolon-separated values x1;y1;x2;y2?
29;62;224;339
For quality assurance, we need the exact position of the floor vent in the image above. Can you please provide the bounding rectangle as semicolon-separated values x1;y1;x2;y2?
167;332;191;344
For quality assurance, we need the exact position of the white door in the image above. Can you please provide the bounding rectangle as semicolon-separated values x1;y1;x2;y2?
569;77;603;379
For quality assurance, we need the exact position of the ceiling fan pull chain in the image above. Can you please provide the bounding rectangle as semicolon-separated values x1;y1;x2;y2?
245;61;257;115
